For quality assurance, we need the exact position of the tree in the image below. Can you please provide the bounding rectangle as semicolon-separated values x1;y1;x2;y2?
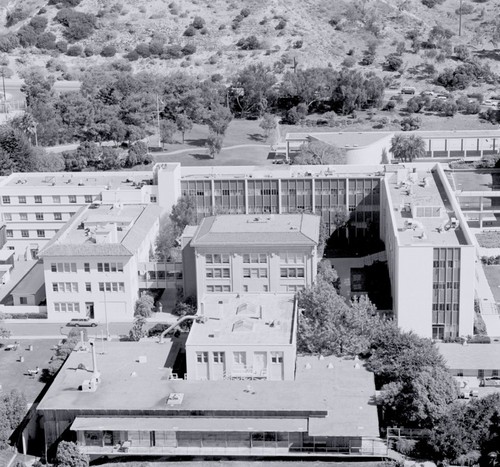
160;119;177;145
390;134;426;162
0;389;27;449
134;293;155;318
297;269;386;356
129;316;147;341
294;141;346;165
32;148;65;172
0;126;37;172
384;53;403;71
170;195;197;236
400;115;421;131
206;132;223;159
126;141;150;167
155;215;181;262
55;440;89;467
259;113;276;140
175;114;193;143
206;104;232;136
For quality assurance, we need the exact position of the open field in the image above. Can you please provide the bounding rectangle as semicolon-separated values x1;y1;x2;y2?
0;338;60;403
484;266;500;302
477;232;500;249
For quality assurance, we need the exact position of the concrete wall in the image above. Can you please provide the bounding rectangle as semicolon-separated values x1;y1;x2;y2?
345;134;393;165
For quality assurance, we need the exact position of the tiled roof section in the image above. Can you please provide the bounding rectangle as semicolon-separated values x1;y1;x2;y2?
191;214;321;247
40;244;133;257
121;204;162;253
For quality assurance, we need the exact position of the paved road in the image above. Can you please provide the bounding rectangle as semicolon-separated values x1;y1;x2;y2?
2;321;169;339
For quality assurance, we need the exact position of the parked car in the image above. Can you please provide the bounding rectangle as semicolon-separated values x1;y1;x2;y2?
401;87;416;95
67;318;98;327
421;90;435;97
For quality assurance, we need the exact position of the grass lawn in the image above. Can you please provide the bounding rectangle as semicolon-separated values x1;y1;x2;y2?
0;338;60;403
477;232;500;248
484;265;500;302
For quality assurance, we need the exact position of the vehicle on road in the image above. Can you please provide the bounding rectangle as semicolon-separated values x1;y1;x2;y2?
67;318;98;327
401;87;416;95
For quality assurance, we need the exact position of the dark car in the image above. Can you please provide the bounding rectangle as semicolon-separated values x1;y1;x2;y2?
67;318;98;327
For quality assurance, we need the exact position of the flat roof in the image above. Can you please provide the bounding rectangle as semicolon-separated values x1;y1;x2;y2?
38;341;379;437
40;204;160;257
187;294;296;346
437;343;500;370
386;169;468;246
308;132;393;149
191;214;320;247
0;172;153;189
447;170;500;193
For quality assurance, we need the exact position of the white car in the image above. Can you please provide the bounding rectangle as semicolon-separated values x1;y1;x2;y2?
67;318;99;327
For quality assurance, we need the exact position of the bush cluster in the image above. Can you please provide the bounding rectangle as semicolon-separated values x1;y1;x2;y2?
55;8;97;42
236;35;261;50
6;7;29;27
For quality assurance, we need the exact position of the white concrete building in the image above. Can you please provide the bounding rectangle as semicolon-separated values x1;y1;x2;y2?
39;203;160;323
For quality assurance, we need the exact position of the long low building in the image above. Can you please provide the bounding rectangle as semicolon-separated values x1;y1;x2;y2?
37;339;384;459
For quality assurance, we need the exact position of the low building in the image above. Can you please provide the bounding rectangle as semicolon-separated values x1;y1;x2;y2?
186;294;297;381
38;203;160;323
37;340;384;459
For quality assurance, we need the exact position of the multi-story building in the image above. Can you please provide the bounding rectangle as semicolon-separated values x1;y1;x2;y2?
380;164;476;339
0;171;157;259
39;203;160;322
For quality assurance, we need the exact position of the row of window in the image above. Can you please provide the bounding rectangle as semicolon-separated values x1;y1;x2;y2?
52;282;79;293
279;252;304;264
99;282;125;292
2;195;93;204
145;271;183;280
243;254;267;264
205;254;230;264
6;230;47;238
432;303;460;311
206;285;231;292
433;260;460;268
51;263;77;273
196;351;283;364
432;282;460;290
243;268;267;278
51;262;124;273
3;212;66;221
280;267;305;278
54;302;80;312
206;268;230;279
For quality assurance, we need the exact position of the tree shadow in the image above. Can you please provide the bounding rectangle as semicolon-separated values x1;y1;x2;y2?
474;49;500;61
192;153;212;160
247;133;266;142
184;138;208;147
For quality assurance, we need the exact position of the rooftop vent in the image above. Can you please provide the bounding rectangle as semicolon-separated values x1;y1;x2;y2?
166;393;184;406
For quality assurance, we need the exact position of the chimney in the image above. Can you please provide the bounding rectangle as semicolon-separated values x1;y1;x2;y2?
217;300;224;317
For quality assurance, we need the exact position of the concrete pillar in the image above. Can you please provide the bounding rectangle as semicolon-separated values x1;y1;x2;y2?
479;196;484;229
211;179;215;215
311;178;315;213
286;141;290;162
244;179;249;214
278;179;282;214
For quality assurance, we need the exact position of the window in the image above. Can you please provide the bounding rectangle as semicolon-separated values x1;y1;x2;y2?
18;196;26;204
259;254;267;263
84;263;90;272
37;230;45;238
84;195;93;203
2;196;10;204
52;196;61;204
243;268;250;278
222;285;231;292
20;297;28;305
196;352;208;363
99;282;125;292
54;213;62;220
271;352;283;364
51;264;57;272
54;302;80;312
52;282;79;293
150;196;157;203
243;254;250;263
233;352;246;365
3;213;11;221
20;213;27;220
6;230;12;237
69;195;77;204
21;230;29;238
263;285;268;292
213;352;225;364
35;213;44;221
97;263;103;272
206;285;214;292
52;283;58;292
243;285;248;292
34;196;42;204
50;263;77;273
206;254;213;264
280;267;304;278
85;283;91;292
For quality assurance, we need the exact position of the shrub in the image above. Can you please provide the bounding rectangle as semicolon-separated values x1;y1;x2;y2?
17;26;38;48
29;16;48;33
149;39;164;55
125;49;139;61
395;438;417;455
192;16;205;29
341;56;356;68
422;0;445;6
0;34;19;53
275;18;287;30
240;7;251;17
55;8;96;42
67;44;82;56
135;43;151;57
236;35;261;50
100;45;117;57
384;53;403;71
474;313;487;336
182;43;196;55
468;335;491;344
83;45;94;57
400;115;421;131
293;40;303;49
183;25;196;37
36;32;57;50
56;40;68;53
6;8;29;27
163;44;183;59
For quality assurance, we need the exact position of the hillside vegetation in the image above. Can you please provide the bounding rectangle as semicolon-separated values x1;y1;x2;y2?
0;0;499;88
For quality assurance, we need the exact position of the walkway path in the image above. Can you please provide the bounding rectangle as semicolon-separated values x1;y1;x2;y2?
155;143;269;156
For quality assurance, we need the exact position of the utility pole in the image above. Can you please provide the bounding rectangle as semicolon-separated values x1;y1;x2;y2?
458;0;463;36
1;72;6;114
156;94;161;148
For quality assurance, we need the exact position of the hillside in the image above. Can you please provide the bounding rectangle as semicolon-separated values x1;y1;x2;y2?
0;0;499;92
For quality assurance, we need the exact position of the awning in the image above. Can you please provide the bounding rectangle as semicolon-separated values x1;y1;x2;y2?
71;416;308;433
